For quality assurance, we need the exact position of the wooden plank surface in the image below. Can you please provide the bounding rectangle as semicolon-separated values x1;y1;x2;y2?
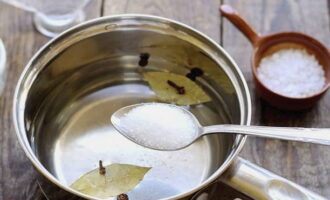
0;1;101;199
222;0;330;198
0;0;330;199
0;3;47;199
103;0;221;42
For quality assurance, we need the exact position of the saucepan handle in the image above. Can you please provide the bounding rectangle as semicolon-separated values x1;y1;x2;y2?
192;157;327;200
221;157;327;199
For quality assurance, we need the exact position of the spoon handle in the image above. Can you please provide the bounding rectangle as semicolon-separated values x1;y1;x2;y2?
202;125;330;145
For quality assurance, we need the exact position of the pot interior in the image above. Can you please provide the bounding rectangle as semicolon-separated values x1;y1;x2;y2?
20;16;249;200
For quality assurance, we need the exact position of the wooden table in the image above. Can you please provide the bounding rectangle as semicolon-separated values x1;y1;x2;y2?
0;0;329;199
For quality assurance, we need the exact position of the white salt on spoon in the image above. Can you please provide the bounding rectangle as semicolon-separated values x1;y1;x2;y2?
111;103;330;151
111;103;199;150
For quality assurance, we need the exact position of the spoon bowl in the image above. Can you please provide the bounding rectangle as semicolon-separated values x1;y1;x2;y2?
111;103;202;151
112;103;330;151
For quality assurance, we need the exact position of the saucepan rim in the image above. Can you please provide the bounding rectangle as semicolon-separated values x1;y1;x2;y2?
13;14;251;200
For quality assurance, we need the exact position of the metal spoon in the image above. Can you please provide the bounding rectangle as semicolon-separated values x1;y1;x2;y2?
111;103;330;151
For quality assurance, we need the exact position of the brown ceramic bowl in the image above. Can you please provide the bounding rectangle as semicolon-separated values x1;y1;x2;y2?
220;5;330;110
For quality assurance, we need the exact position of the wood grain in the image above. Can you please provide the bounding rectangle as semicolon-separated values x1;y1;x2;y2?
1;0;330;199
222;0;330;198
103;0;221;42
0;1;101;199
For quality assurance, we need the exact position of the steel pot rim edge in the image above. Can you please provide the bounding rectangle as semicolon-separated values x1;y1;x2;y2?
13;14;252;200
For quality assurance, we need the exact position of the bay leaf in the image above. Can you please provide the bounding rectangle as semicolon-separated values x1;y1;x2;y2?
144;72;211;105
70;163;151;199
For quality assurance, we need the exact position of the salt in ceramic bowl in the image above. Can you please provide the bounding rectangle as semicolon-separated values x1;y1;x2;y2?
220;5;330;110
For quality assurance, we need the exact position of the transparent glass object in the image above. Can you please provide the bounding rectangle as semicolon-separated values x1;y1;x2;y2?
2;0;90;37
0;39;6;96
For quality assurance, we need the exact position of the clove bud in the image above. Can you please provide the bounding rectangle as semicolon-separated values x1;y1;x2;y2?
167;80;185;94
99;160;106;175
117;193;129;200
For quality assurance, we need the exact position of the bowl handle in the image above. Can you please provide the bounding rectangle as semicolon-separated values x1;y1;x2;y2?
220;5;261;47
219;157;327;200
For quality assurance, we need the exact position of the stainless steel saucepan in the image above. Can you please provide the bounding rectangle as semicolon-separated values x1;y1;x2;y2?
13;15;327;200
